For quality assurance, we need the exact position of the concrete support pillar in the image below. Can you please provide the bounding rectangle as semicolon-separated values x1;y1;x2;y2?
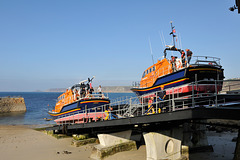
98;130;132;146
90;130;137;160
183;121;213;152
143;132;182;160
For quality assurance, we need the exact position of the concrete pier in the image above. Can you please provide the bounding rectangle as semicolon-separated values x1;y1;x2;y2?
182;122;213;152
141;121;213;160
98;130;132;146
0;97;26;113
90;130;137;160
143;132;182;160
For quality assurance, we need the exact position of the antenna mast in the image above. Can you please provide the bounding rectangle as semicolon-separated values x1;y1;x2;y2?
148;37;155;65
170;21;176;47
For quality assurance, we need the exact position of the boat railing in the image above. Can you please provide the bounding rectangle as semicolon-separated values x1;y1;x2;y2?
78;92;109;100
191;56;221;66
56;79;240;126
110;96;134;105
132;81;140;87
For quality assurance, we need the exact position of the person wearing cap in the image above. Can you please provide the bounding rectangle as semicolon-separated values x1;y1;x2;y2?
186;49;193;65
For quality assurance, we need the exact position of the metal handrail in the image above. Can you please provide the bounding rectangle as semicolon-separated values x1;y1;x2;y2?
192;56;221;66
55;80;240;126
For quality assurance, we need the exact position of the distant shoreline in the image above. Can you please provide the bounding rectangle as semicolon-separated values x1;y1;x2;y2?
43;86;133;93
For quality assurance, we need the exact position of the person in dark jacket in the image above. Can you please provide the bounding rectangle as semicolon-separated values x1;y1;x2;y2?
181;50;186;67
89;86;94;94
186;49;193;65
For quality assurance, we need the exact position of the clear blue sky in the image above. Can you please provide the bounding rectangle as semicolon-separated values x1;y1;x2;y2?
0;0;239;91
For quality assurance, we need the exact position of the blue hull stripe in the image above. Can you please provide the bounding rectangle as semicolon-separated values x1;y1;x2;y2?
154;70;185;86
49;99;109;118
132;70;186;96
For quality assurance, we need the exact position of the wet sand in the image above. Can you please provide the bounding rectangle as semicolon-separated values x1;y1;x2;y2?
0;125;237;160
0;125;92;160
190;131;237;160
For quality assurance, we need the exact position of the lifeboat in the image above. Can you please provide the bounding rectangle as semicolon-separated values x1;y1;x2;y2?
48;77;110;123
131;22;224;97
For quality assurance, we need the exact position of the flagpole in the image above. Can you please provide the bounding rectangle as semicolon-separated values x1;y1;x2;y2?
170;21;176;47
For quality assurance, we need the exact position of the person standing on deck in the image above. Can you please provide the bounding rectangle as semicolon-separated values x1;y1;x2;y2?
75;89;79;100
181;50;186;67
73;89;77;100
89;86;94;94
82;87;86;98
86;83;90;95
186;49;193;65
80;83;86;98
97;85;102;94
170;56;176;72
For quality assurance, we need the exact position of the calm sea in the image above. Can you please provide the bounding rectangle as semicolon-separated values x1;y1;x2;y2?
0;92;135;125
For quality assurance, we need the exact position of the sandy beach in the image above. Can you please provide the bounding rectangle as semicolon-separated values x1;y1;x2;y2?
0;125;238;160
0;125;92;160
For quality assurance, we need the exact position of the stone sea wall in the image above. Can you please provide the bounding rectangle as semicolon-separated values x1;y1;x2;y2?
0;97;26;113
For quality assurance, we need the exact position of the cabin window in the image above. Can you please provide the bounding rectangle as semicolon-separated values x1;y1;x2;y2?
153;66;155;71
142;71;146;78
150;68;152;72
146;70;148;74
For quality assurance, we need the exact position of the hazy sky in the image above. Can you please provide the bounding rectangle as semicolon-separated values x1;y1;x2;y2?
0;0;239;91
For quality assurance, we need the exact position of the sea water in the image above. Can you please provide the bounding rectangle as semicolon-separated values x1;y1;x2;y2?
0;92;135;125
